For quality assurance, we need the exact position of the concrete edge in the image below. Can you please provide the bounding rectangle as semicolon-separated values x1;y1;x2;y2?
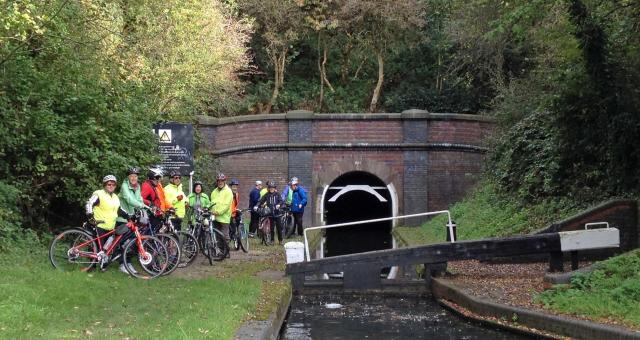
431;278;640;340
437;298;561;339
234;284;292;340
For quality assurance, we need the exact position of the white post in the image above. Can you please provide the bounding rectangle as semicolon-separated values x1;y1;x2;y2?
189;171;194;195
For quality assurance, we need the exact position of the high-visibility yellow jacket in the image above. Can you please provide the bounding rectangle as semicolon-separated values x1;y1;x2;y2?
210;185;233;224
164;183;186;218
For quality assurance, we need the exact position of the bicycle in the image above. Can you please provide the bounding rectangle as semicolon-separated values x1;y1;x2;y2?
229;208;249;253
49;209;170;279
189;207;229;265
157;208;199;269
280;205;295;239
257;205;277;246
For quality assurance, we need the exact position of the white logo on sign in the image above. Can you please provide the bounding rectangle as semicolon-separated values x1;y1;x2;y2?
158;129;172;143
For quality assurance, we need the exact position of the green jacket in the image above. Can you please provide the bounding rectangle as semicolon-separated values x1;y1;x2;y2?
210;185;233;224
186;192;210;224
164;183;186;218
118;180;145;222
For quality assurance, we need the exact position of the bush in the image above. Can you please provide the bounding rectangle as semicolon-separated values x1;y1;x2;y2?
0;182;40;252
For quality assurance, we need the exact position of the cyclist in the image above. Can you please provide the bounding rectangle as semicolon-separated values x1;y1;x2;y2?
248;180;262;237
254;180;284;245
119;167;147;218
282;177;307;236
85;175;134;274
164;170;186;230
230;178;240;224
210;173;233;241
187;180;210;226
141;168;165;230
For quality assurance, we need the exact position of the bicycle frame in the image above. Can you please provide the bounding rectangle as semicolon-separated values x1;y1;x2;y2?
69;220;148;263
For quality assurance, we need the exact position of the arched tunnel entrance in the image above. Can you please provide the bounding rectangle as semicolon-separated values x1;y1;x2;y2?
324;171;394;257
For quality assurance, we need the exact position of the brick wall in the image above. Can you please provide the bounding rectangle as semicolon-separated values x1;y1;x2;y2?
197;113;494;227
428;120;493;145
215;121;287;150
426;151;486;211
216;152;288;205
313;120;403;143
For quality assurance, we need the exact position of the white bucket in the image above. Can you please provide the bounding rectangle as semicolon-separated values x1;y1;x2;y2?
284;241;305;264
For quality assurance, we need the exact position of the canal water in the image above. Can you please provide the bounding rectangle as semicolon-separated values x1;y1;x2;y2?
281;294;531;340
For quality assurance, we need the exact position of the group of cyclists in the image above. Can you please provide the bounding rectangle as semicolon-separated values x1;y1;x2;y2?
85;166;308;275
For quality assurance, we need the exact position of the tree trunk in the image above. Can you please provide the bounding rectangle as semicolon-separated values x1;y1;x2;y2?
267;48;288;114
317;37;334;111
318;37;324;110
369;52;384;113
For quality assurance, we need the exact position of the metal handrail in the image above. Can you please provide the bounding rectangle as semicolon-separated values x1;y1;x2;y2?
585;222;609;230
302;210;453;261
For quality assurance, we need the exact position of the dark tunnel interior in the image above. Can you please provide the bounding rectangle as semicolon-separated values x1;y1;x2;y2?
324;171;393;257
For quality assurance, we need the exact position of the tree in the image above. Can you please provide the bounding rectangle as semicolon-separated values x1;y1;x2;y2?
337;0;426;112
299;0;340;110
239;0;304;113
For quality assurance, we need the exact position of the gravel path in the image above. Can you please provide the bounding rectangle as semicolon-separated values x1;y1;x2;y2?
442;260;640;331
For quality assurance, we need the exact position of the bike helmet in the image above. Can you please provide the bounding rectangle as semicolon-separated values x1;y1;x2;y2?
193;180;203;191
216;173;226;181
290;177;299;185
229;179;239;186
128;166;140;175
266;180;276;188
147;167;163;179
103;174;117;183
169;170;181;178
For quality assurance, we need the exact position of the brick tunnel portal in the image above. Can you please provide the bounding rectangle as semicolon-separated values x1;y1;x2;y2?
324;171;394;257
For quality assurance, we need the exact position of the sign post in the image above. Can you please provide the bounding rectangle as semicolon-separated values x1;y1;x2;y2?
153;122;195;193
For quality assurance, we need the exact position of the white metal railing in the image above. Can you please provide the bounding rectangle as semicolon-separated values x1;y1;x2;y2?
303;210;454;261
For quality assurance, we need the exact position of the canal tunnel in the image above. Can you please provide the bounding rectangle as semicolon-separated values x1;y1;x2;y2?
324;171;394;257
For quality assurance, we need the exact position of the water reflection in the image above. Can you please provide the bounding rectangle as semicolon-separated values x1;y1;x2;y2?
282;294;531;340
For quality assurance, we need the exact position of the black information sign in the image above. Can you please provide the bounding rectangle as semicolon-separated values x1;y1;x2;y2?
153;122;194;176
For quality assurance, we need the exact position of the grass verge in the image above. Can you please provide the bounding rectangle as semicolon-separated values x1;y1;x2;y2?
396;181;583;246
0;236;289;339
535;250;640;329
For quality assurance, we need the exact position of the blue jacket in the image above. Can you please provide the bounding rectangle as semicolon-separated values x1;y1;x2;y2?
282;185;307;213
249;187;261;209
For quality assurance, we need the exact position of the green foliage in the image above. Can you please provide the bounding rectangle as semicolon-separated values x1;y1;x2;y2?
419;181;581;242
536;250;640;328
0;1;251;231
0;182;39;252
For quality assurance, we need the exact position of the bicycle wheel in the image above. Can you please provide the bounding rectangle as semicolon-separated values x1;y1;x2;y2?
260;218;272;245
156;233;181;276
238;222;249;253
258;217;267;245
49;229;97;272
176;230;198;267
210;230;228;261
204;232;214;266
284;214;295;238
122;235;169;279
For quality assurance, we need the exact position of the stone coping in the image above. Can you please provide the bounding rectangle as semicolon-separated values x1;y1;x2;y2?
535;199;637;234
197;112;495;126
211;142;489;157
234;283;292;340
432;278;640;340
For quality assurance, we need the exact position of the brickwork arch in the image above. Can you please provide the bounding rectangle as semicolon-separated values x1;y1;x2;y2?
197;111;495;227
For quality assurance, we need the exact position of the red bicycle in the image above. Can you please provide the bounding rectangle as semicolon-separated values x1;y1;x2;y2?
49;209;170;279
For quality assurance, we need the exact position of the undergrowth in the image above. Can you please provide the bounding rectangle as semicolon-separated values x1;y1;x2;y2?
535;250;640;328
